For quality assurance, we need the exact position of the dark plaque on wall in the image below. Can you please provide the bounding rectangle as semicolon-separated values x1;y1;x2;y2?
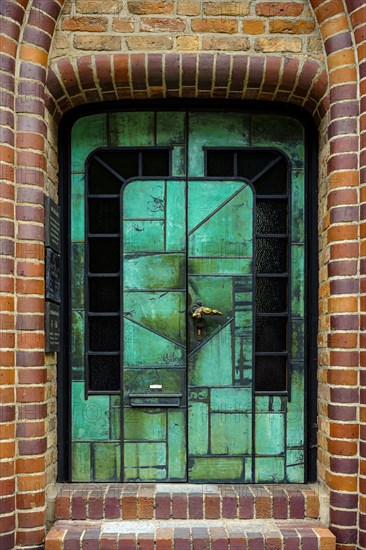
45;302;60;352
45;248;61;303
45;196;60;253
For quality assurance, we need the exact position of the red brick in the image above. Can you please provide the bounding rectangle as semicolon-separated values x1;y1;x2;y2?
191;19;238;33
18;510;45;528
112;18;135;32
55;494;71;520
156;528;173;550
122;494;137;520
189;493;203;519
88;492;104;519
16;456;45;474
62;16;108;32
141;17;186;32
255;495;271;518
211;527;228;550
222;493;237;518
16;491;45;510
272;489;288;519
239;492;254;519
17;380;45;401
156;493;170;519
128;1;173;14
117;534;136;549
172;494;187;519
256;2;304;16
205;494;220;519
105;490;121;519
138;533;154;550
72;492;87;520
16;421;44;438
18;437;47;456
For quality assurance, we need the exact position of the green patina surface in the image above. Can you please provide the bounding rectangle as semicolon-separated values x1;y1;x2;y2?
70;111;306;483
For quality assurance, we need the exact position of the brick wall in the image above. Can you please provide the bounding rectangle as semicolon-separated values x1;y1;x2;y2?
1;3;66;548
1;0;366;548
50;0;324;59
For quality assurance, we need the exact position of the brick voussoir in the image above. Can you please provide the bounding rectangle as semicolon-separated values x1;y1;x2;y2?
47;53;327;117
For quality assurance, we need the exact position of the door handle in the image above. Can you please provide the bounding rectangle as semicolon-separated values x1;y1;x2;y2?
191;301;222;340
191;301;222;319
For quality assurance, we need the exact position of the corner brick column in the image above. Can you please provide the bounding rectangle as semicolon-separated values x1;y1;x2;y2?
13;0;65;547
345;0;366;548
309;0;360;548
0;2;29;549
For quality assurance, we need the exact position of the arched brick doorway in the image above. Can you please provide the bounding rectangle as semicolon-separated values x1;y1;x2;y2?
0;0;365;546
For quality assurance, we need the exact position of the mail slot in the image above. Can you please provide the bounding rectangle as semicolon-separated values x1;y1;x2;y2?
129;393;182;407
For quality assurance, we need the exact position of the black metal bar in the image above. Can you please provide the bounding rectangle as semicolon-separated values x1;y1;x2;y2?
88;312;120;317
255;391;288;396
129;393;183;397
256;194;288;199
256;273;288;277
256;233;288;238
255;352;289;356
256;312;288;317
94;155;127;184
89;196;119;200
88;234;120;238
87;351;120;356
250;155;282;184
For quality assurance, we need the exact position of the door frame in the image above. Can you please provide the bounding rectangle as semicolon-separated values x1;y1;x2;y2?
57;99;318;483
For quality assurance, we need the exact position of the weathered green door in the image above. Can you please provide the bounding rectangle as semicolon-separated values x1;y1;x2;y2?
122;177;253;481
70;111;306;483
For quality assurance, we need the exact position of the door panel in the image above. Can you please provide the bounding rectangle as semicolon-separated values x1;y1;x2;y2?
122;178;187;481
187;181;254;482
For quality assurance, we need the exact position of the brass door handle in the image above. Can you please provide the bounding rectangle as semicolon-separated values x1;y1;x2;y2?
191;301;222;319
191;301;222;341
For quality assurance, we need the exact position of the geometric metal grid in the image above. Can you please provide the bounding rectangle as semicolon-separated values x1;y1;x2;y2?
207;149;290;395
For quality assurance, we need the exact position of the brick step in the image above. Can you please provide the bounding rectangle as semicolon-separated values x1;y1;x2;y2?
55;484;321;522
46;519;336;549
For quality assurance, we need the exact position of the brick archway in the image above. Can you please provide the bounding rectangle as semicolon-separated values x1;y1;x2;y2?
0;0;365;548
46;52;327;116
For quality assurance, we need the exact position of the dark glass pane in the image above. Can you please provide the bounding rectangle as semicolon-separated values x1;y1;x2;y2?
88;158;123;194
256;238;287;273
89;198;119;234
206;151;234;176
256;277;287;313
251;157;288;195
98;151;139;180
256;199;287;234
89;316;120;351
89;277;120;313
255;356;287;391
142;150;170;176
237;151;280;180
89;237;120;273
89;355;120;391
256;316;287;352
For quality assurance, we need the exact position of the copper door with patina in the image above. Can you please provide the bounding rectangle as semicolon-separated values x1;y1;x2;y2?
70;111;306;483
